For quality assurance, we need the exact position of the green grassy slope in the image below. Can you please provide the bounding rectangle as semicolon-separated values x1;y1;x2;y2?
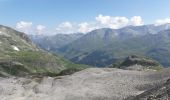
0;25;88;76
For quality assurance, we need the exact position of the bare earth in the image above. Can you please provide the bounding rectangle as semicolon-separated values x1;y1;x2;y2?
0;68;170;100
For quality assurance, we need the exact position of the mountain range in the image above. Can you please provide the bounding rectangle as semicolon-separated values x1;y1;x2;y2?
1;24;170;100
30;24;170;67
29;33;84;52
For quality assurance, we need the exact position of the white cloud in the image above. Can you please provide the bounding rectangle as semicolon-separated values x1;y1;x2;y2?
78;22;90;33
15;15;146;34
96;14;112;25
56;22;75;34
36;25;46;34
130;16;144;26
16;21;32;33
55;15;145;34
57;22;72;29
155;18;170;26
95;14;129;29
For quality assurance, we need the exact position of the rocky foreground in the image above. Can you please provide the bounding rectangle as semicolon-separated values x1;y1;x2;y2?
0;68;170;100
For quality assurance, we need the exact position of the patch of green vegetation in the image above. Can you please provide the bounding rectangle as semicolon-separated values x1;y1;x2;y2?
0;61;30;76
58;55;90;69
0;51;89;76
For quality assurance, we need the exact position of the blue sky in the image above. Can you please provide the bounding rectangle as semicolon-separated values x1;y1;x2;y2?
0;0;170;34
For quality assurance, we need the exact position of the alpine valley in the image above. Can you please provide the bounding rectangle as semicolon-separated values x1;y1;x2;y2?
30;23;170;67
1;25;170;100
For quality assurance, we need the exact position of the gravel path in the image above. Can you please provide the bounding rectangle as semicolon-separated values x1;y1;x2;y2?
0;68;170;100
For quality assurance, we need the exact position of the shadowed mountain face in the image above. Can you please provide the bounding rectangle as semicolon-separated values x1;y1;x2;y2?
29;33;84;53
0;25;87;76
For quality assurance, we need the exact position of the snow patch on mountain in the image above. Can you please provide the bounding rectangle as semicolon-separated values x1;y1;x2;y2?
11;45;20;51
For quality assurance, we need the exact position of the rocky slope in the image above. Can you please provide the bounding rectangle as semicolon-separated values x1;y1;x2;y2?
127;79;170;100
110;55;163;71
0;68;170;100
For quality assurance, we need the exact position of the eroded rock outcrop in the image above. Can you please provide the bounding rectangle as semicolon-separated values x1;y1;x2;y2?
127;79;170;100
111;55;163;71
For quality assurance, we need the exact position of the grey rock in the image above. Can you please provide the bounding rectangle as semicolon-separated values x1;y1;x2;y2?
0;68;170;100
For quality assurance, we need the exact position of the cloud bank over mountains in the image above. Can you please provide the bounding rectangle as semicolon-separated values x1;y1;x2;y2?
155;18;170;26
15;15;170;34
